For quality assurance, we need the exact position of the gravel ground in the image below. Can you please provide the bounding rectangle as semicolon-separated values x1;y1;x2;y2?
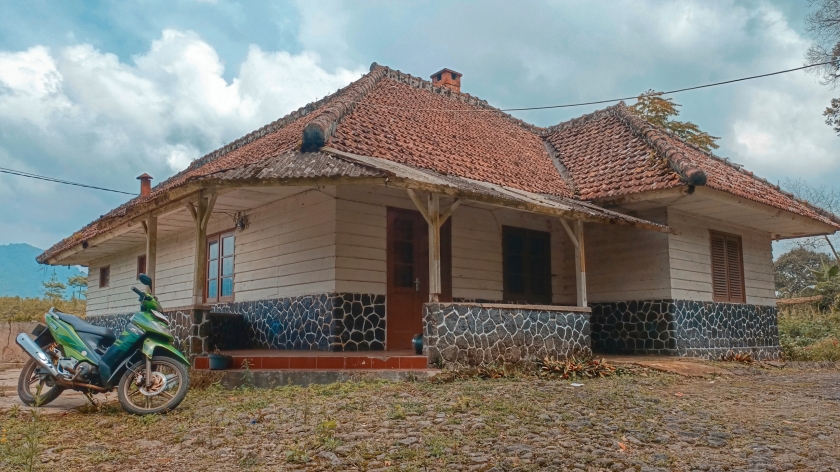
1;363;839;471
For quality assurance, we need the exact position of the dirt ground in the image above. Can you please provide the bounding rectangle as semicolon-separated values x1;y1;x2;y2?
1;363;839;471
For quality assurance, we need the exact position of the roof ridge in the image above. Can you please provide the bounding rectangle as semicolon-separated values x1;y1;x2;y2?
301;63;390;152
609;104;707;186
540;103;625;136
627;110;840;226
153;79;358;191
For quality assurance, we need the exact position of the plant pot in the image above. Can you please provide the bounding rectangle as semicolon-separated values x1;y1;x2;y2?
208;353;232;370
412;334;423;355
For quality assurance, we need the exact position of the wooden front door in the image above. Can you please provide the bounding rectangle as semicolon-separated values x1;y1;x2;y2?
386;207;451;350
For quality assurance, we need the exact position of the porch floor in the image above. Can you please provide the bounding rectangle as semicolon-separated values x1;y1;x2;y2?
193;349;429;371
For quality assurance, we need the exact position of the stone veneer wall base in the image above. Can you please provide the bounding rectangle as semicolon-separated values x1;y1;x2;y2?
424;303;591;367
590;299;780;360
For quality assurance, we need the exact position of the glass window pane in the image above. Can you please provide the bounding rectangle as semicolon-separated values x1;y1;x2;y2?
222;256;234;276
208;241;219;260
208;260;218;279
395;241;413;264
207;279;218;299
394;265;413;287
395;219;413;241
221;277;233;297
222;236;234;257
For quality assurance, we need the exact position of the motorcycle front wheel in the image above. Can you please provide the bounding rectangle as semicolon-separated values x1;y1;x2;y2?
17;358;64;406
117;355;189;415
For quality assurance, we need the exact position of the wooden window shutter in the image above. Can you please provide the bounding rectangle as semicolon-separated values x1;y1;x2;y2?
725;235;744;302
710;231;745;303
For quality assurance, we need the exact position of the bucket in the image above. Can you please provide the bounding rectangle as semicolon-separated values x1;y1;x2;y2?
208;353;232;370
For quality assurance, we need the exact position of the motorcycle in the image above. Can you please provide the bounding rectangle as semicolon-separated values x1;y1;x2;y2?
15;274;190;415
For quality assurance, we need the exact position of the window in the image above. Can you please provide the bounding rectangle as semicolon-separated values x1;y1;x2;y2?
99;266;110;288
710;231;745;303
502;226;551;304
206;232;235;302
137;255;146;278
451;72;457;80
436;73;442;81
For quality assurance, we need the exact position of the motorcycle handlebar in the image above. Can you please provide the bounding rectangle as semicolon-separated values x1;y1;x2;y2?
131;286;145;299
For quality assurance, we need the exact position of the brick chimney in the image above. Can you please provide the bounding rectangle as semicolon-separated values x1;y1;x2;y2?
137;173;153;197
430;68;462;92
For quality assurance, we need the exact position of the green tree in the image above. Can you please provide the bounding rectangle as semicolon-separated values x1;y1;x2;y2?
41;272;66;302
629;90;720;152
67;274;88;300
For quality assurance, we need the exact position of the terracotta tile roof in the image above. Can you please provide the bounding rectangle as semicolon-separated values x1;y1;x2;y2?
543;103;840;229
39;64;839;263
325;70;573;197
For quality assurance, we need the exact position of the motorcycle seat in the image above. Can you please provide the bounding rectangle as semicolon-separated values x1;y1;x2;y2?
52;310;117;345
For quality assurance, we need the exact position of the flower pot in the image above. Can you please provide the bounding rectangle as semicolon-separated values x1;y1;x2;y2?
412;334;423;355
208;353;232;370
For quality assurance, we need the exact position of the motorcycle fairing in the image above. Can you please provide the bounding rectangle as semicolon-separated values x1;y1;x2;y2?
142;337;190;366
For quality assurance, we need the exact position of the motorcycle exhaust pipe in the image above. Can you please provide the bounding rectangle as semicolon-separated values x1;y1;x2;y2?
15;333;61;378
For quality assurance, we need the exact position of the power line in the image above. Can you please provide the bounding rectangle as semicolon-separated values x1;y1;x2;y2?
359;61;836;112
0;167;137;195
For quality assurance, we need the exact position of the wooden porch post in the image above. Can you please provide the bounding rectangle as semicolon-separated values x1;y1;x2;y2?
407;190;462;303
560;218;587;307
187;191;218;306
145;214;157;293
575;219;587;307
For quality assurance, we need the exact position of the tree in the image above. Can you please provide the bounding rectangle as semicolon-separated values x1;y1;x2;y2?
805;0;840;135
629;90;720;152
42;272;66;302
67;274;87;300
775;247;831;297
782;178;840;258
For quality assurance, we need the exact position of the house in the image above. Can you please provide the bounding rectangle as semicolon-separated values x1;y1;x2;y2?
37;64;840;367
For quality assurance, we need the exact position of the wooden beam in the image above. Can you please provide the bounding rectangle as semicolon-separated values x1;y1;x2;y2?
428;193;442;302
575;219;587;307
406;189;431;224
440;199;463;224
559;218;578;248
145;214;157;294
188;191;217;305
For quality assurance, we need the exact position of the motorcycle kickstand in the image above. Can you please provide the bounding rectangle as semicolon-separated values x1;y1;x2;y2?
83;390;99;409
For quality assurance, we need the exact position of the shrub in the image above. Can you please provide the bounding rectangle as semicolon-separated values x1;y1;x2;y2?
778;304;840;361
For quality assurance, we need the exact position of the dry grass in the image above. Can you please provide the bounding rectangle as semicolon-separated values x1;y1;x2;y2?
3;365;837;471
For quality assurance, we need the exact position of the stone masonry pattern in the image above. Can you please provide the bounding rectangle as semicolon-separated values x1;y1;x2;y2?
424;303;591;367
211;293;386;351
590;299;780;359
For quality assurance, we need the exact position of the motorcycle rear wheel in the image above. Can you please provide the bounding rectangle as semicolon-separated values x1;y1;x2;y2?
17;358;64;407
117;355;189;415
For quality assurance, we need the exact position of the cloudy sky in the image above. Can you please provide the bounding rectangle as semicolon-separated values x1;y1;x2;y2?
1;0;838;254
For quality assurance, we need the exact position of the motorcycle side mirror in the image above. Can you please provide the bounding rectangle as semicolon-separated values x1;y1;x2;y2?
138;273;153;287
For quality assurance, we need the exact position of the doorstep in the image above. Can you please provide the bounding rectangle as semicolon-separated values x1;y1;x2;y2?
193;349;429;371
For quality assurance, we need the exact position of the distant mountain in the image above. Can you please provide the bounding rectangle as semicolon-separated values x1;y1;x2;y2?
0;243;86;298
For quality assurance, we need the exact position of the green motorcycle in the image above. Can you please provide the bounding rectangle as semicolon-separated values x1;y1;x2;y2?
16;274;190;415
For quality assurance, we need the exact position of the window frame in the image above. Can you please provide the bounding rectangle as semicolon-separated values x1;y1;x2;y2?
502;225;552;304
205;230;235;303
709;230;746;304
99;266;110;288
137;255;147;278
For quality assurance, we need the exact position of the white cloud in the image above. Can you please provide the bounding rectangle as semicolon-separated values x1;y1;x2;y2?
0;29;365;247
